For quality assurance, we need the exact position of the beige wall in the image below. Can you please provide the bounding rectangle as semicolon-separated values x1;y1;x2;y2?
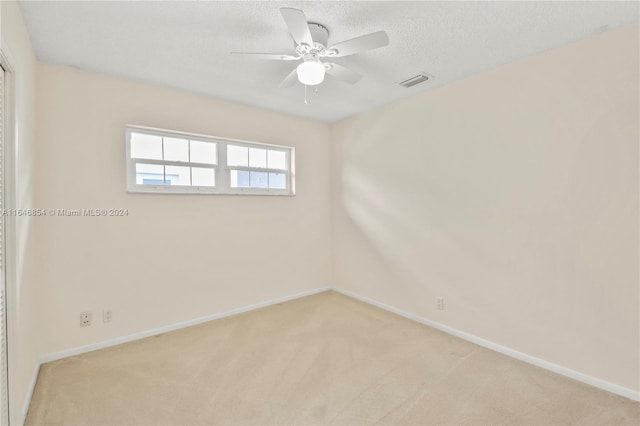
331;23;639;393
1;1;40;424
36;63;331;356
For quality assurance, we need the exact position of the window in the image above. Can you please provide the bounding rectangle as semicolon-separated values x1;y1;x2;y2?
126;126;294;195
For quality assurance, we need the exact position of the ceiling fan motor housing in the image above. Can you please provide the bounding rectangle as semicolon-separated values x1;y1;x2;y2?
294;22;331;56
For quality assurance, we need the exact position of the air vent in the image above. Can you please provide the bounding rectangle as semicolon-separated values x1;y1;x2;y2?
399;74;430;88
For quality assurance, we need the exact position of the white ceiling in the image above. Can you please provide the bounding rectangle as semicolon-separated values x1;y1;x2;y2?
18;1;639;123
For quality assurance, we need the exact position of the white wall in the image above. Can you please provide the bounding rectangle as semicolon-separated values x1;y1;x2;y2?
0;1;40;424
332;23;639;394
36;63;331;356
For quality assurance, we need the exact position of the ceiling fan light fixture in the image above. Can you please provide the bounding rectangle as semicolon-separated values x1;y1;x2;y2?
296;59;325;85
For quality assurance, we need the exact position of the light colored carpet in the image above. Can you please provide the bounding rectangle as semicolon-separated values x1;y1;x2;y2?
26;291;639;425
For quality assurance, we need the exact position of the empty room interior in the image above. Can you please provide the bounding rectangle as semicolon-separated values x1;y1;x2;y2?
0;0;638;425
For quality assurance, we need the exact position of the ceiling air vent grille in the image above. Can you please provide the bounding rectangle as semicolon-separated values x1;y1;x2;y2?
399;74;430;88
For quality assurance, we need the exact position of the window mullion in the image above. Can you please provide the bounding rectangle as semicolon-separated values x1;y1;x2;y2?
131;158;215;168
188;139;192;186
218;142;229;192
161;136;166;184
226;165;286;174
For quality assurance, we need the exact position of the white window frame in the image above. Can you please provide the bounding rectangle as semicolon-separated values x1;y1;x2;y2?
126;125;295;196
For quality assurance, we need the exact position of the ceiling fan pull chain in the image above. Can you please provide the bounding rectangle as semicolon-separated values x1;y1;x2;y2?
304;84;308;105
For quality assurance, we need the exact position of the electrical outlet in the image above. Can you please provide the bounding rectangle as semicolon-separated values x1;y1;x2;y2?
80;311;92;327
103;310;112;323
436;297;445;310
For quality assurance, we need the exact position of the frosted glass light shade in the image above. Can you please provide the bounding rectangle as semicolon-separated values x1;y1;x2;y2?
296;60;325;85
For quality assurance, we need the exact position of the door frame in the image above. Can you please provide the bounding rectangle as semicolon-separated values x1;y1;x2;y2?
0;48;17;426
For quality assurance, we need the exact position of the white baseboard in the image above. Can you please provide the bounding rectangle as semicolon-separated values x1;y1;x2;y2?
22;363;40;425
27;284;638;424
332;287;640;402
40;287;330;365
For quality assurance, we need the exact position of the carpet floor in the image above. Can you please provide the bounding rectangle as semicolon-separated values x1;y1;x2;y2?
26;291;639;425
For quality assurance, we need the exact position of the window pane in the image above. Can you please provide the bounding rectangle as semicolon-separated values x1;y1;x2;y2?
230;170;250;188
164;137;189;162
249;148;267;168
190;140;216;164
136;163;164;185
269;173;286;189
267;150;286;170
165;165;190;186
131;133;162;160
250;172;268;188
227;145;248;167
191;167;215;187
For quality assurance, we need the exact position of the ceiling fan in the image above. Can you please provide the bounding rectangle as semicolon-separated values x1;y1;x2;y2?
232;8;389;87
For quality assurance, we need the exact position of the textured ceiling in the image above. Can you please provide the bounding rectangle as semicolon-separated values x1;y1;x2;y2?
18;1;639;123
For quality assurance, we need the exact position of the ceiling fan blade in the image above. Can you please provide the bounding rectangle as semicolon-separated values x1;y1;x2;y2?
280;68;299;88
325;63;363;84
280;8;313;47
231;52;299;61
327;31;389;57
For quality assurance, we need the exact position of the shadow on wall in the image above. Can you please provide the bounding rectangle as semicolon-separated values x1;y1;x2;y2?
336;111;467;312
333;91;624;320
15;154;37;296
